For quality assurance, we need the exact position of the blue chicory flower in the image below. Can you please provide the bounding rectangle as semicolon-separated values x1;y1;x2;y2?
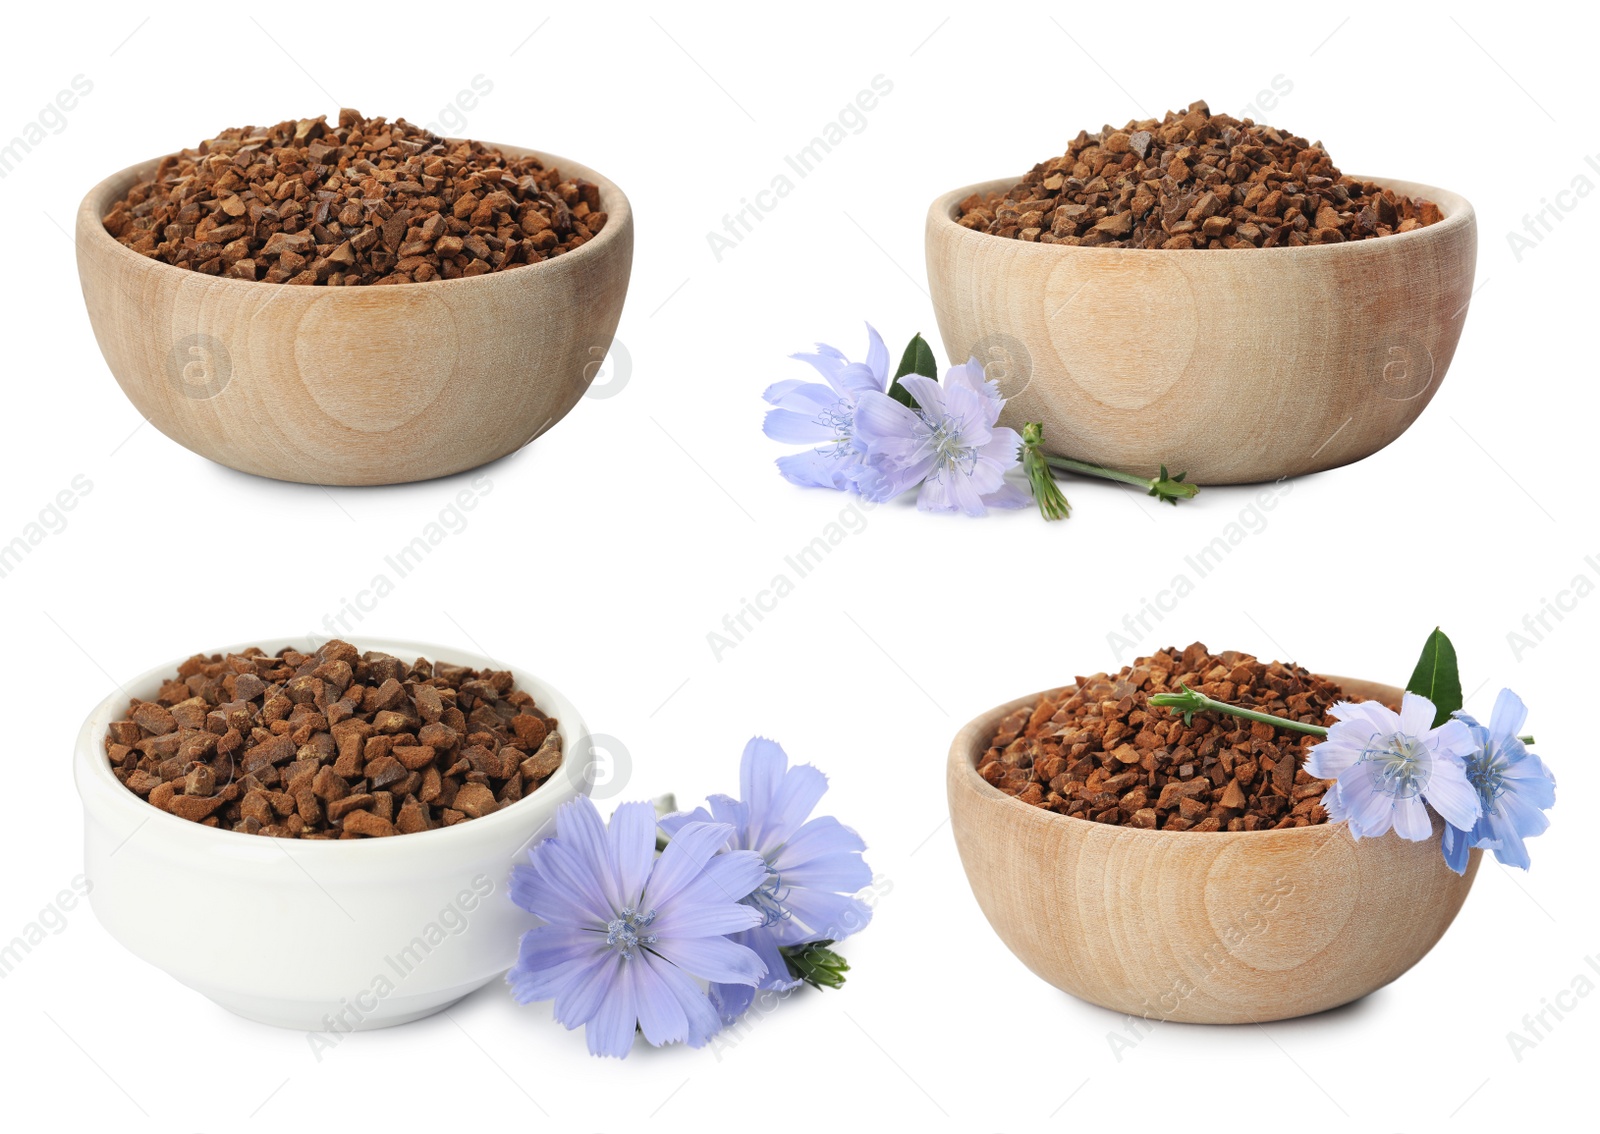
506;795;770;1058
1306;692;1482;841
762;324;891;492
1441;689;1556;874
661;738;873;1022
850;358;1030;515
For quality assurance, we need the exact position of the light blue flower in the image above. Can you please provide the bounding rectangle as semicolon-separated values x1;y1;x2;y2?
507;795;769;1058
1307;692;1481;841
662;738;873;1022
1441;689;1556;874
851;358;1030;515
762;324;890;491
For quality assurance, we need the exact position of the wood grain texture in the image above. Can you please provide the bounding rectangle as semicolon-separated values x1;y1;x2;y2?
926;178;1476;484
76;145;632;486
947;678;1480;1023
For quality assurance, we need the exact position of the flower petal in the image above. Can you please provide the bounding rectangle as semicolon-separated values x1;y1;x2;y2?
513;923;606;977
835;362;883;399
1327;699;1399;730
512;841;610;928
776;888;873;944
660;846;770;913
1304;733;1364;779
630;951;690;1048
981;479;1033;510
763;408;838;444
899;375;946;419
1501;750;1557;808
641;819;737;910
790;349;847;390
553;796;624;915
851;390;923;447
919;466;987;516
1441;823;1474;875
776;449;854;491
657;805;712;841
648;933;767;986
709;978;755;1023
863;323;889;388
778;814;865;860
649;899;765;940
1487;688;1529;747
773;852;873;895
648;952;725;1047
506;927;609;1004
741;739;828;850
710;926;801;1021
1392;794;1434;841
761;379;840;415
1398;692;1439;737
551;949;621;1031
584;955;637;1058
1336;766;1396;838
607;801;657;909
1422;755;1482;831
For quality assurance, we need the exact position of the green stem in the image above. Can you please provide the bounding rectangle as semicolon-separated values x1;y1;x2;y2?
1044;454;1151;489
1042;451;1199;505
1148;684;1328;736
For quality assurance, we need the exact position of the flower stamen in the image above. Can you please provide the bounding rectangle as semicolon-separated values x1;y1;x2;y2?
605;907;659;960
1358;732;1433;799
743;867;792;929
919;410;979;481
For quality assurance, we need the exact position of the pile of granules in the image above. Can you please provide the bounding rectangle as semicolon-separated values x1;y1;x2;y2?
102;108;606;284
956;100;1443;249
106;639;563;838
979;643;1367;831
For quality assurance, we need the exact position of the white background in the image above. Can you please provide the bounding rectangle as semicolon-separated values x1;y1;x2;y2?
2;2;1594;1129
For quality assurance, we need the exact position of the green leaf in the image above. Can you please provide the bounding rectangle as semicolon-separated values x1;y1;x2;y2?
781;940;849;991
1405;628;1462;727
889;333;937;409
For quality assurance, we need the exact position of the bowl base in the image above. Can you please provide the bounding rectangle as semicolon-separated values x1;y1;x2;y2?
201;975;500;1032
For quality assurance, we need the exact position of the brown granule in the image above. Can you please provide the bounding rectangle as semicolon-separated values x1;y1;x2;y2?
101;108;606;285
979;643;1373;831
106;640;564;838
956;100;1444;249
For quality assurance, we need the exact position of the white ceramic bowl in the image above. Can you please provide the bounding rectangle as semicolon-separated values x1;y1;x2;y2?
73;637;590;1031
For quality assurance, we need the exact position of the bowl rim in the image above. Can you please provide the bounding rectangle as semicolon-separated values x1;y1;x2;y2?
76;139;632;293
949;673;1401;843
927;173;1474;257
74;635;592;860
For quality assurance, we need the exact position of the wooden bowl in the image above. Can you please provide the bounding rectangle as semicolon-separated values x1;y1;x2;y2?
947;677;1480;1023
926;178;1475;484
75;146;633;486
